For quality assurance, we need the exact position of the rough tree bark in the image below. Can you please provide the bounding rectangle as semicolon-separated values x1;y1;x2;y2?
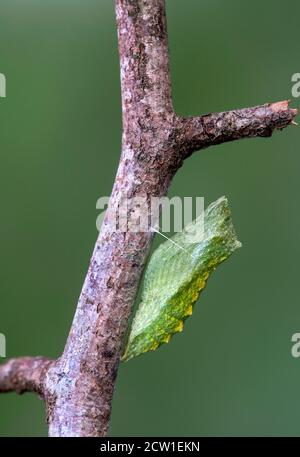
0;0;297;437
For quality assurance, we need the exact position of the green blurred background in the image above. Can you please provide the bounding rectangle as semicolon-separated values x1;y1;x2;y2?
0;0;300;437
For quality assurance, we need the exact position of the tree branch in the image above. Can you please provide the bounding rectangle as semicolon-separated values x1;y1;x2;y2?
175;101;297;158
0;357;53;396
44;0;176;437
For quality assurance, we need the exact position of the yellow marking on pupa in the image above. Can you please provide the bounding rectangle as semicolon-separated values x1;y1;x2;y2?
174;320;184;333
149;340;159;351
185;304;193;317
161;334;171;344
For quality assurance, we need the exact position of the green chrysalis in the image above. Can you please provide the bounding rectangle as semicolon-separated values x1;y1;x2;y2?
122;196;241;362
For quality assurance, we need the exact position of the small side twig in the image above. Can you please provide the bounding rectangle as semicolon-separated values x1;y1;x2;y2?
0;357;54;396
175;101;298;158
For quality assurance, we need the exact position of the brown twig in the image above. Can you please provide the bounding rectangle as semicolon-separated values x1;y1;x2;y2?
0;357;53;396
